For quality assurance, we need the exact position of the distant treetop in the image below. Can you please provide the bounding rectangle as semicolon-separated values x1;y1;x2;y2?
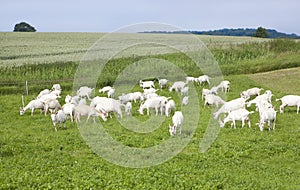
13;22;36;32
141;28;300;39
254;27;268;38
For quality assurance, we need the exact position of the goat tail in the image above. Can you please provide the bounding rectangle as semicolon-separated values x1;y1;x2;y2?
249;111;255;114
275;98;281;102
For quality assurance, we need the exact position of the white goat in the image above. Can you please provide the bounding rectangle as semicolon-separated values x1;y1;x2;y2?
144;88;158;95
169;111;184;136
144;92;159;100
182;96;189;106
37;89;50;99
38;93;60;102
186;76;196;83
107;88;115;98
139;80;155;89
20;99;44;116
138;97;168;115
77;86;94;100
219;109;254;128
210;86;219;95
180;86;189;96
50;89;62;97
204;94;225;108
165;99;176;117
118;93;131;104
74;104;107;123
130;92;144;102
125;102;132;116
51;110;67;132
43;99;61;116
62;102;75;122
65;95;80;105
276;95;300;114
169;81;186;92
258;107;277;131
202;88;212;100
214;97;246;119
240;87;263;99
99;86;113;94
247;93;273;107
196;75;210;85
51;84;62;91
158;78;168;89
218;80;230;93
94;97;123;118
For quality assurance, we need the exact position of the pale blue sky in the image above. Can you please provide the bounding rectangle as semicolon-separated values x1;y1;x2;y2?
1;0;299;34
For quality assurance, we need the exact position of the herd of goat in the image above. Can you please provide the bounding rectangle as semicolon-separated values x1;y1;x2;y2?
19;75;300;134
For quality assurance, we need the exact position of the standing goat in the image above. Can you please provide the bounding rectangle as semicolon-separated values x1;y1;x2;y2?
50;110;67;132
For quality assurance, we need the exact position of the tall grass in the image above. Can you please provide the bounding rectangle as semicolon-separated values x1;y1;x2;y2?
0;38;299;95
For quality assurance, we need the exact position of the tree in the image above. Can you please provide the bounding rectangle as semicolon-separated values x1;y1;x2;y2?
254;27;268;38
13;22;36;32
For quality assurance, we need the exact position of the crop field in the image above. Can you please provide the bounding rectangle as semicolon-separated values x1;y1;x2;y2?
0;33;299;189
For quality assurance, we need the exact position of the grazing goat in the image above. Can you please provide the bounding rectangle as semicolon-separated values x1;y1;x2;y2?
240;87;263;99
118;93;131;104
182;96;189;106
125;102;132;116
196;75;210;85
37;89;50;99
144;92;159;100
94;97;123;118
276;95;300;114
51;110;67;132
43;99;61;116
204;94;225;108
38;93;60;102
130;92;144;102
158;78;168;89
219;109;254;128
169;111;184;136
169;81;186;92
139;80;155;89
74;104;107;123
214;97;246;119
77;86;94;100
144;88;158;95
202;88;212;100
218;80;230;93
20;99;44;116
180;86;189;96
107;88;115;98
186;76;196;83
99;86;113;94
247;93;273;107
138;97;168;115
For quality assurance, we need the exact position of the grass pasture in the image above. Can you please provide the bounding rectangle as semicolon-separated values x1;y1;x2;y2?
0;33;300;189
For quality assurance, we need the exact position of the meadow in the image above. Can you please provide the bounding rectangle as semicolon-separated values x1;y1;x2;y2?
0;33;299;189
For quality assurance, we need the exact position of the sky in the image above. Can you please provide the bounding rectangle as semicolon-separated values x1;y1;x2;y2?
1;0;300;35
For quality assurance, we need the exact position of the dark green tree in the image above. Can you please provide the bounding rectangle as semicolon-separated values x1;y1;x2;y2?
254;27;268;38
13;22;36;32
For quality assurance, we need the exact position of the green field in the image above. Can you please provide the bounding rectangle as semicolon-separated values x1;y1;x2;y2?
0;33;299;189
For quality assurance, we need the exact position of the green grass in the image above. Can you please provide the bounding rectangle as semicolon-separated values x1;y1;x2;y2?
247;67;300;95
1;72;300;189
